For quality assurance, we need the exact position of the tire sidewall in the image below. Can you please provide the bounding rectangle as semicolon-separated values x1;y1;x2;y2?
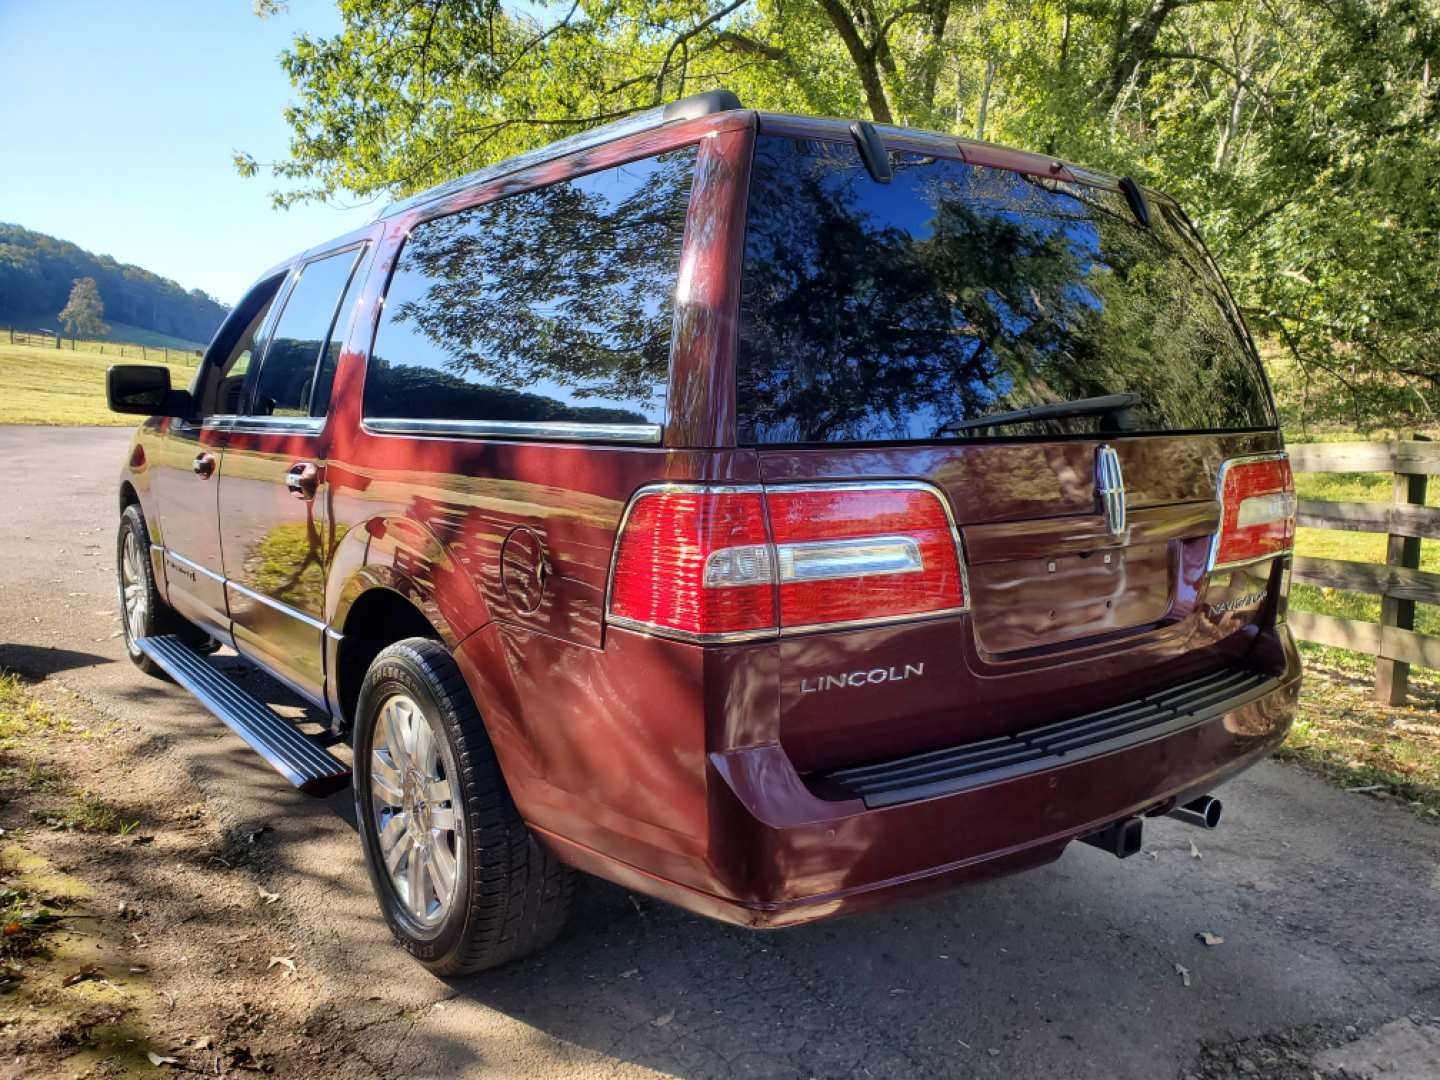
354;649;474;966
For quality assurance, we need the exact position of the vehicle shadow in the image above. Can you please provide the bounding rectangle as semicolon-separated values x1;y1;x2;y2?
0;642;114;677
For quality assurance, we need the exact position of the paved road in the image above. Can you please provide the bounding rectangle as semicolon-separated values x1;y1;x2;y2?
2;425;1438;1079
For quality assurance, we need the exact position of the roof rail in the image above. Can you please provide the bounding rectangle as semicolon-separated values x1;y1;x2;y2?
378;89;743;220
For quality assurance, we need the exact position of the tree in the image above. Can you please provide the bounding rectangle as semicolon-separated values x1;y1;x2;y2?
240;0;1440;428
58;277;109;339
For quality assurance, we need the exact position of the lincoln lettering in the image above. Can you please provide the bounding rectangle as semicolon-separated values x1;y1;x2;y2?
799;663;925;694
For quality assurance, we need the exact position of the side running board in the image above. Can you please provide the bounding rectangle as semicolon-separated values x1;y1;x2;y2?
136;635;351;796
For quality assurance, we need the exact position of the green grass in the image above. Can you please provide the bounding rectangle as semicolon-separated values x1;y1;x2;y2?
0;338;196;426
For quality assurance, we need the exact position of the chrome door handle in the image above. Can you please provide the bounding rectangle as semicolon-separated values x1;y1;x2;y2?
286;461;320;500
192;452;215;478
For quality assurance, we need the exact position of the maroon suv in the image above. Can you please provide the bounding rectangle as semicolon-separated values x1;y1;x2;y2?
106;90;1301;974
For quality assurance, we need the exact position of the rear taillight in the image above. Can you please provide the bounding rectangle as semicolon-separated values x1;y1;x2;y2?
606;482;967;642
1209;453;1296;571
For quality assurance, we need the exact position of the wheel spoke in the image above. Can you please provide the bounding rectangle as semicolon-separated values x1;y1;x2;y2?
427;842;457;899
424;777;452;805
406;845;428;917
381;703;410;771
370;755;403;804
412;709;435;770
378;814;409;874
429;807;457;833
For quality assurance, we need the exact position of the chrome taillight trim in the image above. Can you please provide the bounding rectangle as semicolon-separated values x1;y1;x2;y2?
1206;451;1295;573
603;479;971;644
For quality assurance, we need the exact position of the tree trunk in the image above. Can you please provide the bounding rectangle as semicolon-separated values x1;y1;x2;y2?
817;0;893;122
976;59;997;141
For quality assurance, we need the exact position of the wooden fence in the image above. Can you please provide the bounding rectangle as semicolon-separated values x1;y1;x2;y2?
1288;438;1440;704
2;325;201;363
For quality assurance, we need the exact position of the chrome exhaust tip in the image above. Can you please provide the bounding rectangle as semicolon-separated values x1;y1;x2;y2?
1168;795;1222;830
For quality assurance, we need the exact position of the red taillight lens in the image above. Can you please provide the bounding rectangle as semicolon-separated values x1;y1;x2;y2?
607;483;967;641
766;487;965;628
1211;455;1296;570
608;488;773;637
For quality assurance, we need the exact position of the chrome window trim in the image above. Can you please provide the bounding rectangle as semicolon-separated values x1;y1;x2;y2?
226;578;329;632
361;417;664;445
229;415;326;435
602;479;971;645
1206;451;1295;572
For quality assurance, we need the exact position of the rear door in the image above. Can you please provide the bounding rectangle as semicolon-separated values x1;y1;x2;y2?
737;131;1289;772
218;245;367;708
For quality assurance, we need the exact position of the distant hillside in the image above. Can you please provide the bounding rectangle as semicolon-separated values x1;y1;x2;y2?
0;224;229;347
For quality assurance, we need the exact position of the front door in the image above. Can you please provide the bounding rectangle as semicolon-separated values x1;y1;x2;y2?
218;245;366;709
152;277;285;640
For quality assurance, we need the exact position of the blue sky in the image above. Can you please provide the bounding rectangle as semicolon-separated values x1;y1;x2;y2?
0;0;378;305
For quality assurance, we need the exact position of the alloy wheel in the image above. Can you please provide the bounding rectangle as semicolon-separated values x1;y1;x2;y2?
369;693;463;928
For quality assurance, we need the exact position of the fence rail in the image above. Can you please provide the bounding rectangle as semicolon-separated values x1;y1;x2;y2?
2;325;202;363
1287;438;1437;703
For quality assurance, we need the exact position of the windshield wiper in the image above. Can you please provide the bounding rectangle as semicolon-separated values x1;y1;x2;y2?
938;392;1141;435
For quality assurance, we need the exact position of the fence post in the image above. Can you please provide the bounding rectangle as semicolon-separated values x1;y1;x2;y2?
1376;433;1430;704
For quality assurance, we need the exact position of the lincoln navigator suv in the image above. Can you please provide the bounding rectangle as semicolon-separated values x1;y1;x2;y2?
106;89;1301;974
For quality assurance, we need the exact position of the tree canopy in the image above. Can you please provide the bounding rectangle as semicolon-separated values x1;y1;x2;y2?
58;277;109;339
242;0;1440;427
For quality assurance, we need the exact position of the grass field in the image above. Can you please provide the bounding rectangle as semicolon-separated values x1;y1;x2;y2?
2;315;206;351
0;338;195;426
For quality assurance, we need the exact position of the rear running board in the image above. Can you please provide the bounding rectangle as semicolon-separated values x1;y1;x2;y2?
136;635;350;796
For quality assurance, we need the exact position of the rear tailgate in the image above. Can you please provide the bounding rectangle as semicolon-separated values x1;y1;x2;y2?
758;433;1284;772
737;126;1289;773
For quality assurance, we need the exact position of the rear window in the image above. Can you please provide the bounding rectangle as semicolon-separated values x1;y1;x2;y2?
737;135;1274;445
364;146;698;429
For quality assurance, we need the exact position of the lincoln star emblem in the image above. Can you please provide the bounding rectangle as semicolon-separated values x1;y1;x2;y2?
1096;445;1126;536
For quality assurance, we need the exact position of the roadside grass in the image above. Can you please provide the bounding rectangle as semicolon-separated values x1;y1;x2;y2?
0;338;195;426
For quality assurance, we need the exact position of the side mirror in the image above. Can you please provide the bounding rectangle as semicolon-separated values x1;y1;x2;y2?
106;364;192;417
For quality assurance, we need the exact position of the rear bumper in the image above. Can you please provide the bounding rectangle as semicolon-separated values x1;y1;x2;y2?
541;628;1302;928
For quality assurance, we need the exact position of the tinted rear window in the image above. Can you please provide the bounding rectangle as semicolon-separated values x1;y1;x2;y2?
364;146;698;428
738;135;1274;444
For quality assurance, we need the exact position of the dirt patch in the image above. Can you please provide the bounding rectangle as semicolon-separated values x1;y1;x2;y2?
0;672;385;1078
1183;1017;1440;1080
1278;652;1440;823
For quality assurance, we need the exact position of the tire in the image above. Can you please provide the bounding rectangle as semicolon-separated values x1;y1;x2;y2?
116;504;213;677
353;637;574;974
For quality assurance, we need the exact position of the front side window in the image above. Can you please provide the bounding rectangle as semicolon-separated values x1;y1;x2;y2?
364;146;698;428
194;275;283;418
249;248;362;418
737;135;1274;444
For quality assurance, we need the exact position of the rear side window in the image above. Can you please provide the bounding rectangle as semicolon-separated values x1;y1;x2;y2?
250;248;362;418
737;135;1274;445
364;146;699;429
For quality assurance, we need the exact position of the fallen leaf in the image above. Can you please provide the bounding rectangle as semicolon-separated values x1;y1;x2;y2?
1196;931;1225;946
192;1035;214;1050
257;887;280;905
146;1051;180;1066
1189;840;1202;860
63;964;104;987
652;1008;674;1027
2;922;21;936
1174;962;1191;987
618;968;639;979
267;956;296;978
1145;850;1158;860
